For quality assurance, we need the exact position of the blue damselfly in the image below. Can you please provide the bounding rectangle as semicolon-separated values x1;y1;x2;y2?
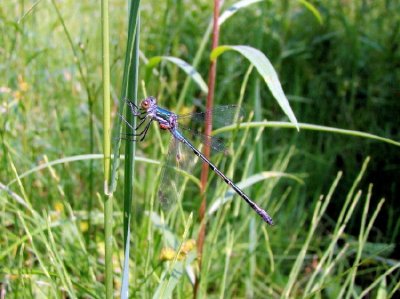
122;96;273;225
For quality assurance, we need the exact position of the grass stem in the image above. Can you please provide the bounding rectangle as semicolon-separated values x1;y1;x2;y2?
195;0;221;297
101;0;113;297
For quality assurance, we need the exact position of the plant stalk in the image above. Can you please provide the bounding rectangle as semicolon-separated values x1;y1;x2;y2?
195;0;221;297
101;0;113;297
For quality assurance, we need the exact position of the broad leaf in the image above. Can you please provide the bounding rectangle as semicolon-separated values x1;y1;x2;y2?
211;45;299;130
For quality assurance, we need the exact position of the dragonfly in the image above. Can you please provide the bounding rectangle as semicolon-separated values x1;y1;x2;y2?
121;96;273;225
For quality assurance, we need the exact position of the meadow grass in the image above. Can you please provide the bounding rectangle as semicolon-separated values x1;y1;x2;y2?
1;0;399;298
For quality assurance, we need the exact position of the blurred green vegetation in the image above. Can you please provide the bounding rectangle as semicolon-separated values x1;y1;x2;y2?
1;0;399;298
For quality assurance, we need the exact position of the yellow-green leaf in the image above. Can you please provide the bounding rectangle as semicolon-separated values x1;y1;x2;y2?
211;45;299;130
299;0;323;25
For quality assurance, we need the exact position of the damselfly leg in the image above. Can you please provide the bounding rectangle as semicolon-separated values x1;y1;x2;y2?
118;99;152;141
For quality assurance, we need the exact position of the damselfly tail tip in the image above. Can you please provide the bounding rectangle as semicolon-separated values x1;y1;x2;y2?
259;210;274;226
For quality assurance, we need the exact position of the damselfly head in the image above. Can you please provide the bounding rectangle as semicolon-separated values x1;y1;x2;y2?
141;96;156;110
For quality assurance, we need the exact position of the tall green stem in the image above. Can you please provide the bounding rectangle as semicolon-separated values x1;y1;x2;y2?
101;0;113;297
119;1;141;298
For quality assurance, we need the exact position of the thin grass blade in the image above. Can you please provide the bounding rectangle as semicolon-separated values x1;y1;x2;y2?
218;0;264;26
119;1;141;298
147;56;208;93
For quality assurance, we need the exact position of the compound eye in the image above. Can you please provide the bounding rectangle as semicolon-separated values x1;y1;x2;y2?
141;100;149;109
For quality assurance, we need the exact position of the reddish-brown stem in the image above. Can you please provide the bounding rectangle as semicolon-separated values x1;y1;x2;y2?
194;0;220;298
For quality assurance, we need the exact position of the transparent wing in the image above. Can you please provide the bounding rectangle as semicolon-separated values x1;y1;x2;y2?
178;126;226;152
158;138;199;210
177;105;245;128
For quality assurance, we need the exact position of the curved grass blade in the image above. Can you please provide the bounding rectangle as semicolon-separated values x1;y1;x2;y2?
218;0;264;26
211;45;299;130
18;0;43;23
299;0;323;25
6;154;201;190
213;121;400;147
147;56;208;93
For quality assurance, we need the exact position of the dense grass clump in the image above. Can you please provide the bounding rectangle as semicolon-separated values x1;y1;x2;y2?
1;0;399;298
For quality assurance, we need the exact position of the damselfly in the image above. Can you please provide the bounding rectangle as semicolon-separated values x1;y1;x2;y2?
121;96;273;225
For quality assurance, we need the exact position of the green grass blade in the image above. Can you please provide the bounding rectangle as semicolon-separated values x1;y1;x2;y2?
219;227;234;299
175;0;264;110
218;0;264;26
120;1;141;298
303;172;344;294
109;0;141;195
283;189;333;297
17;0;43;23
360;262;400;298
147;56;208;93
45;215;77;299
213;121;400;147
299;0;323;25
5;154;200;191
152;214;194;299
17;213;59;298
101;0;114;297
211;45;299;130
102;0;111;189
0;181;30;210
